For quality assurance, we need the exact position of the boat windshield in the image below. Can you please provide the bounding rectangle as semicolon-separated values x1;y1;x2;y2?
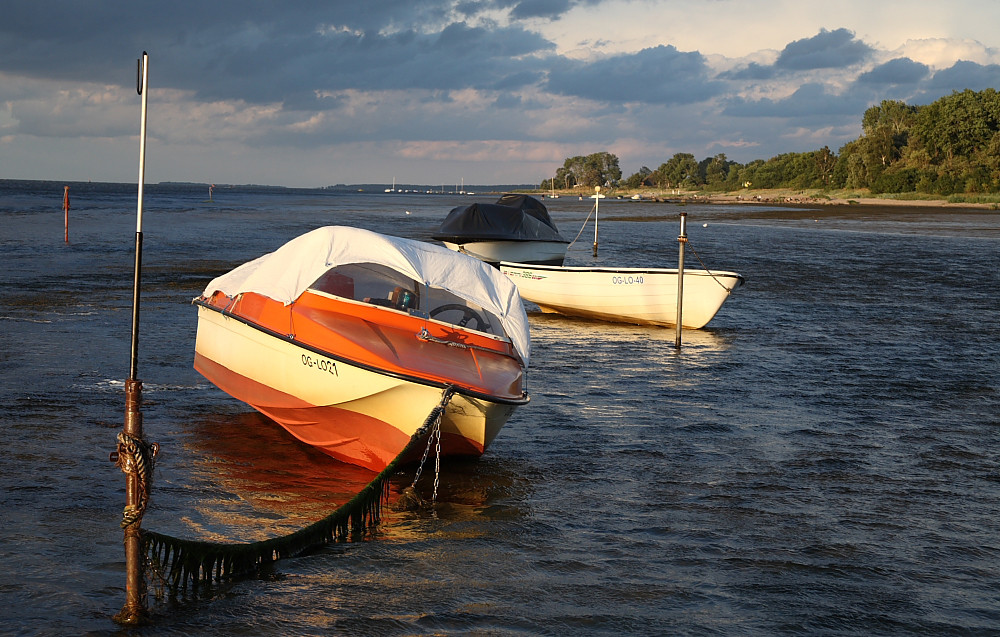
309;263;503;335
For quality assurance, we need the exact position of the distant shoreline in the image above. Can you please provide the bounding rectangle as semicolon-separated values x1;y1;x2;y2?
531;188;1000;211
6;178;999;210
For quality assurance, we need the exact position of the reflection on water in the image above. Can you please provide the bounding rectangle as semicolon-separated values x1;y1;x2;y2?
157;411;381;541
146;408;536;545
4;183;1000;634
525;311;737;400
526;310;734;348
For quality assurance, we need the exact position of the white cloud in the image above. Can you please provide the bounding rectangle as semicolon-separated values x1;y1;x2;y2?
893;38;1000;69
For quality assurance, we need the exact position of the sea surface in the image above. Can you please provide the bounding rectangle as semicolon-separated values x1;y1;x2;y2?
2;180;999;635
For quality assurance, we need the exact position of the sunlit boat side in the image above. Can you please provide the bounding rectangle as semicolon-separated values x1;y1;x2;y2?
499;262;743;329
194;226;531;472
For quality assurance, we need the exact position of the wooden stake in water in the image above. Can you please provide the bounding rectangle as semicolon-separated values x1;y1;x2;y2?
62;186;70;244
114;51;150;626
674;212;688;349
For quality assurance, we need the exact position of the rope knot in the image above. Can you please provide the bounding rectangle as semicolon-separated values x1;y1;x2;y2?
114;432;158;528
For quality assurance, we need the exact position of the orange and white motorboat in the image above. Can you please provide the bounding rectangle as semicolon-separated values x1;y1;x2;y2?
193;226;531;472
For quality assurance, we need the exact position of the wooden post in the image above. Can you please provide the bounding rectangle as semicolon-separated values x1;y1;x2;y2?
62;186;70;243
674;212;687;349
113;51;150;626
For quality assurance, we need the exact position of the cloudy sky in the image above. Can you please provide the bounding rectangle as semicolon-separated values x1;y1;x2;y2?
4;0;1000;187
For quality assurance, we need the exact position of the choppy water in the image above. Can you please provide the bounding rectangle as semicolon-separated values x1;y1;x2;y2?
2;180;999;635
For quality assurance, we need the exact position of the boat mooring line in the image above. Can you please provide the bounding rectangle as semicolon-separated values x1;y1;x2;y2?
687;241;743;293
110;431;159;529
567;202;597;248
140;391;455;597
404;385;456;506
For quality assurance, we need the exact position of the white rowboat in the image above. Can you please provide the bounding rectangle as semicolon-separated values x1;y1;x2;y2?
500;262;743;329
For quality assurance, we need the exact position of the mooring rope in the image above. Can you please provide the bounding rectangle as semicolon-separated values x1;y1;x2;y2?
114;432;159;528
687;241;740;293
566;203;597;248
142;385;457;592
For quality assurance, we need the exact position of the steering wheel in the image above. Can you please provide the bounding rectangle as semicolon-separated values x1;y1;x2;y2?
430;303;489;331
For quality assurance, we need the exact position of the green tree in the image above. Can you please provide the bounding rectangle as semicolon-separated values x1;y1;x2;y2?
560;152;621;188
701;153;735;190
653;153;699;188
861;100;916;167
814;146;836;187
624;166;653;189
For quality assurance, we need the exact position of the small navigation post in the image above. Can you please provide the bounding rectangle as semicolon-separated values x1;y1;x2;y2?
674;212;688;349
592;186;602;257
62;186;70;243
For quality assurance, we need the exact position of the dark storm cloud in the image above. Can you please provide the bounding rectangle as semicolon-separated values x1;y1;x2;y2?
856;57;930;86
546;45;723;105
0;0;555;105
511;0;573;19
722;83;868;120
775;28;874;70
926;59;1000;91
719;62;776;81
719;28;874;81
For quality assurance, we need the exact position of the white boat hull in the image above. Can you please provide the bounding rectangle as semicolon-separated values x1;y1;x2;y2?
194;305;515;471
500;263;743;329
443;240;567;266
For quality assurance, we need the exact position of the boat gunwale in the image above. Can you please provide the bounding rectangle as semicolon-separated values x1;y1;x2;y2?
194;297;530;407
501;261;744;282
305;288;512;345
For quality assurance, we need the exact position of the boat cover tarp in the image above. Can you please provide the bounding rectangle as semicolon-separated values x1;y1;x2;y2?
200;226;531;364
432;195;568;244
494;194;559;229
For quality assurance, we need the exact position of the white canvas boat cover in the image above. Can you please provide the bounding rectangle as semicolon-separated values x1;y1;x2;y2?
200;226;531;364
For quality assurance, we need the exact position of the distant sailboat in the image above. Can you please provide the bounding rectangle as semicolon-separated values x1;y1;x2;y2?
385;178;396;193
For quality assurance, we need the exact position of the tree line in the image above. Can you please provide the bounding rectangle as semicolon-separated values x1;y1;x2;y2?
541;88;1000;196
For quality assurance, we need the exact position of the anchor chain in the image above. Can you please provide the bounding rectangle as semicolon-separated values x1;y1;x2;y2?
410;385;455;502
110;431;159;528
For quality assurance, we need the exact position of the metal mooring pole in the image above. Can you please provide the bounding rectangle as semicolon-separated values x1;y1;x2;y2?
674;212;687;349
113;51;151;626
592;186;601;257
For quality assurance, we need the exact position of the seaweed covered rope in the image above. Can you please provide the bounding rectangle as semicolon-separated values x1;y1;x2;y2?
142;386;455;591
